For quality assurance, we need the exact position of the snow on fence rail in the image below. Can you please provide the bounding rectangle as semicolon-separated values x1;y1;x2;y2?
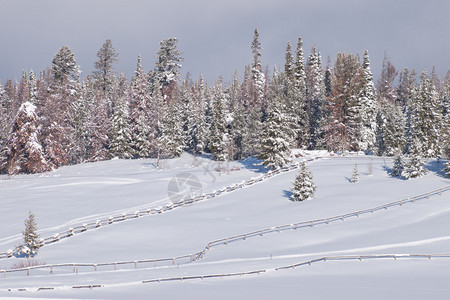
205;185;450;250
1;184;449;277
140;252;450;285
6;252;450;292
0;156;324;259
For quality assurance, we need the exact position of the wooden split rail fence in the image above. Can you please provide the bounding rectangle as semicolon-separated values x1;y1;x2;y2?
8;252;450;292
1;184;448;278
0;157;323;260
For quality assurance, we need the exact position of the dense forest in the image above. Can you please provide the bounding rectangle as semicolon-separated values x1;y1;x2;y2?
0;29;449;176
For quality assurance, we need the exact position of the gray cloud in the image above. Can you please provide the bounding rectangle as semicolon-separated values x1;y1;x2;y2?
0;0;448;85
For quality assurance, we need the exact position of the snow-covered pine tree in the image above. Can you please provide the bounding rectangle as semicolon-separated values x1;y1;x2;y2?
290;161;316;201
208;82;229;161
408;71;441;158
306;46;326;149
291;36;309;148
86;84;111;162
130;55;152;158
158;98;184;158
391;154;405;178
251;28;265;107
22;210;41;256
440;71;449;159
377;54;398;105
0;83;9;172
402;154;427;179
93;39;119;117
259;94;292;170
93;39;119;94
109;90;133;159
375;101;406;156
357;50;377;153
6;101;51;174
152;37;183;98
443;161;450;178
284;41;294;82
350;164;359;183
325;53;361;152
51;46;80;84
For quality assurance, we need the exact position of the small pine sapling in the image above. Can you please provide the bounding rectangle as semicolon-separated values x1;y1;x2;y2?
391;155;405;178
18;211;41;257
290;162;316;201
350;164;359;183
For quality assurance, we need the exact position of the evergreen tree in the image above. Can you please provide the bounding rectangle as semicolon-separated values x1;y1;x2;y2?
6;101;51;174
22;210;41;256
93;39;119;117
242;105;263;157
357;50;377;152
259;95;292;169
93;39;119;94
86;87;111;162
153;37;183;89
325;53;361;152
375;103;406;156
186;75;208;154
284;41;294;81
408;71;441;158
377;54;398;104
51;46;80;84
292;36;309;148
208;83;229;161
109;90;133;159
391;154;405;178
158;99;184;158
306;46;326;149
350;164;359;183
443;161;450;177
402;154;427;179
251;28;265;102
130;55;152;158
290;162;316;201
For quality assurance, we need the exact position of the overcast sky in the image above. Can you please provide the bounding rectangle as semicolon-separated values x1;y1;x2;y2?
1;0;449;85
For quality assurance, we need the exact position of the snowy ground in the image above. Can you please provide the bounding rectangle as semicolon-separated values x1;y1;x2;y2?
0;152;449;299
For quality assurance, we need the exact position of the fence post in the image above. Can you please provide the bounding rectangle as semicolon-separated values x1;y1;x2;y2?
94;264;97;271
73;264;76;273
114;263;116;270
50;265;53;274
2;270;5;278
427;193;429;199
134;261;137;269
27;268;30;276
172;258;175;265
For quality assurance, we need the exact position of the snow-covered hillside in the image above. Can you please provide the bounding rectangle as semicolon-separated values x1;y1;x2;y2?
0;152;449;299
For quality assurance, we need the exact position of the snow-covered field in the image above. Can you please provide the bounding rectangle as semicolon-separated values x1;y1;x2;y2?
0;152;449;299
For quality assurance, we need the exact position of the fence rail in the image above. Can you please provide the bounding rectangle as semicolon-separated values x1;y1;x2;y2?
7;252;450;292
0;156;327;259
1;184;448;278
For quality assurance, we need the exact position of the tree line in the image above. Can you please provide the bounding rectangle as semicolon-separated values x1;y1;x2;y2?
0;29;449;175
